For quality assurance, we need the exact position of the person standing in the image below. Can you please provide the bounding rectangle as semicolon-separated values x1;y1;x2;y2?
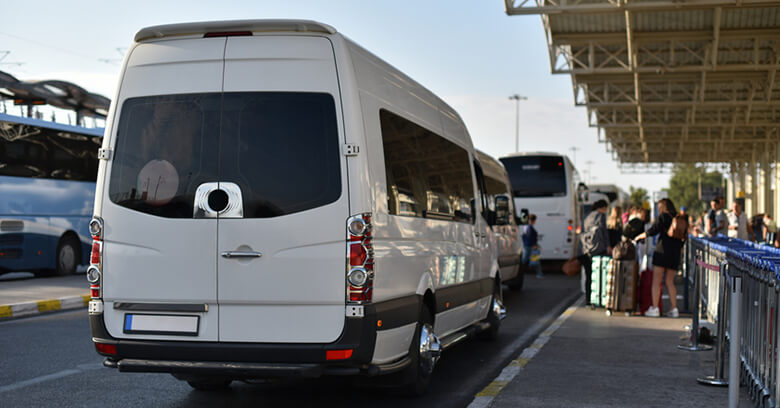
578;199;610;305
728;202;754;240
522;214;543;278
764;214;777;244
633;198;685;318
607;206;623;249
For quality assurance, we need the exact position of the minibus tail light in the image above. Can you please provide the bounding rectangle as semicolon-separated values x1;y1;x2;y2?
94;343;116;356
89;216;104;300
346;213;374;304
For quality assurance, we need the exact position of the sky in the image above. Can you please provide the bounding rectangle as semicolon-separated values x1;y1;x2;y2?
0;0;671;194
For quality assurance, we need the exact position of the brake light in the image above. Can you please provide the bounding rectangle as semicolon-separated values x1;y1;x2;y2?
346;213;373;304
88;217;104;300
94;343;116;356
204;31;252;38
326;349;354;360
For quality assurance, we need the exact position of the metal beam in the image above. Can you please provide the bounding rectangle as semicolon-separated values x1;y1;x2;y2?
505;0;780;15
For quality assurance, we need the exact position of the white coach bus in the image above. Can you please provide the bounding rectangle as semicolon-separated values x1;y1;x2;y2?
499;152;581;264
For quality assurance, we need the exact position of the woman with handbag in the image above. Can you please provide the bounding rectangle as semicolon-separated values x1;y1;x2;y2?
632;198;686;318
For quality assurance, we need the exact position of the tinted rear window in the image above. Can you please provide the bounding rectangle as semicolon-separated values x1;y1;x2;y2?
109;92;341;218
499;156;567;197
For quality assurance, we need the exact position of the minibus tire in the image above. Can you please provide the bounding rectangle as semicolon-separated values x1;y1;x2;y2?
399;305;435;396
55;235;80;276
185;377;232;391
506;265;524;291
479;280;502;341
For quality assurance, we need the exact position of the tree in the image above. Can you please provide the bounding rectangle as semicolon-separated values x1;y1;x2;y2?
666;164;723;215
629;186;648;207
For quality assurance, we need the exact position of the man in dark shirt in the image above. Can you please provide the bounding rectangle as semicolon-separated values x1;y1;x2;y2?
578;199;609;305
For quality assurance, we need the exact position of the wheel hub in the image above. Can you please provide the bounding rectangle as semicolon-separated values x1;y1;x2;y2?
418;323;441;376
493;297;507;321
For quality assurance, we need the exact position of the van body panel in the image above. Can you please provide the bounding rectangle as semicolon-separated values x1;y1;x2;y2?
217;35;348;343
372;322;416;364
100;38;227;340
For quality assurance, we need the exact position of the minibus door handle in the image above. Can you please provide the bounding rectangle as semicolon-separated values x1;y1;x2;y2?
221;251;263;259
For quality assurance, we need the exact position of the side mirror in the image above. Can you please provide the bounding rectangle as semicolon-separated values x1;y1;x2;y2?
579;191;589;202
517;208;530;225
495;196;510;225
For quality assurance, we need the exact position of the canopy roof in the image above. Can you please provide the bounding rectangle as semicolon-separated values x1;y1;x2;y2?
0;69;110;119
506;0;780;165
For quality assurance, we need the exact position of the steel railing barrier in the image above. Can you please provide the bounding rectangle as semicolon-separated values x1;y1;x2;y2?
679;236;713;351
684;235;780;408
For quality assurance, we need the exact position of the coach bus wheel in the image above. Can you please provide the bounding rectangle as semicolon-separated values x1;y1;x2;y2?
55;235;80;276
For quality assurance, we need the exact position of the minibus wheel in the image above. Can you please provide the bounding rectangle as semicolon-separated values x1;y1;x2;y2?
400;304;439;396
507;264;524;291
480;279;504;341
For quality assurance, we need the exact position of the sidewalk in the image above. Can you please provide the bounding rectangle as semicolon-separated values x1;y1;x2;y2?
0;274;89;319
481;300;752;408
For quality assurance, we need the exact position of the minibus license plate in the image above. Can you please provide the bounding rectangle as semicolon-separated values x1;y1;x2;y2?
123;314;199;336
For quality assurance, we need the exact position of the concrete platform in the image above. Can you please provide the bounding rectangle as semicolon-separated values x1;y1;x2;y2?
0;274;88;319
485;301;752;407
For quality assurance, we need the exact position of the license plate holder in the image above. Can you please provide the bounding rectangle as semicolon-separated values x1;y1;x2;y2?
123;313;199;336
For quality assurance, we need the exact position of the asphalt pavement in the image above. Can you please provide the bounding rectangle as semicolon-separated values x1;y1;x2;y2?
0;272;581;407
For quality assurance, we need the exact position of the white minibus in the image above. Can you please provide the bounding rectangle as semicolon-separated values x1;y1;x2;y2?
87;19;505;395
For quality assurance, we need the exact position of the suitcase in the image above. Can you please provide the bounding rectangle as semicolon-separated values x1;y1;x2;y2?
590;255;611;307
638;268;663;315
605;259;638;313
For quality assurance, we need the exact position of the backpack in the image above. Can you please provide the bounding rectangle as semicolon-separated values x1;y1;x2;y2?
612;240;636;260
667;214;688;241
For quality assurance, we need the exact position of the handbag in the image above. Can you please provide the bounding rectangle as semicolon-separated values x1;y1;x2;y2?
562;258;581;277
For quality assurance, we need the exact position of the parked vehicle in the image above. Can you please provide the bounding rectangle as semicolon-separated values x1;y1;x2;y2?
88;19;506;394
475;150;524;291
0;113;103;276
499;152;581;264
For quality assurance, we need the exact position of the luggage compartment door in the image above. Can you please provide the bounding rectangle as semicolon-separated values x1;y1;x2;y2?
216;36;348;343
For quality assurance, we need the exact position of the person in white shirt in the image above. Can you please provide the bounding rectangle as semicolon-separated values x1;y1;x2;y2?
727;202;754;240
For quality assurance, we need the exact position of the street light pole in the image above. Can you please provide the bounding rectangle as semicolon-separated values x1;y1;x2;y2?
508;94;527;152
569;146;580;167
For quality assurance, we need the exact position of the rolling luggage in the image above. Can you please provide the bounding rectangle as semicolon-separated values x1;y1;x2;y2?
605;259;638;314
638;269;663;315
590;255;611;307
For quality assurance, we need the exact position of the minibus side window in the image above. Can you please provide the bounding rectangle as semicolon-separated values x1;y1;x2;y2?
380;109;474;224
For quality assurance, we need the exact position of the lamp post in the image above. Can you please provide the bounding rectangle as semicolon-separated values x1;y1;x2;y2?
508;94;527;152
569;146;580;167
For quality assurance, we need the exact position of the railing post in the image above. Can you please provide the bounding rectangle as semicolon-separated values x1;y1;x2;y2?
698;260;729;386
728;269;742;408
679;240;712;351
683;237;690;313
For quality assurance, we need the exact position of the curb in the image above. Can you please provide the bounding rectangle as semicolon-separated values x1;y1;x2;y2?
0;295;90;320
468;295;585;408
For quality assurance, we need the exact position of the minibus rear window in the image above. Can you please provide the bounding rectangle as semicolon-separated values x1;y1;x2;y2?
109;92;340;218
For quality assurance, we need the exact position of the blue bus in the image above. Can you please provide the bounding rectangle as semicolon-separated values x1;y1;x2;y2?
0;112;103;276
